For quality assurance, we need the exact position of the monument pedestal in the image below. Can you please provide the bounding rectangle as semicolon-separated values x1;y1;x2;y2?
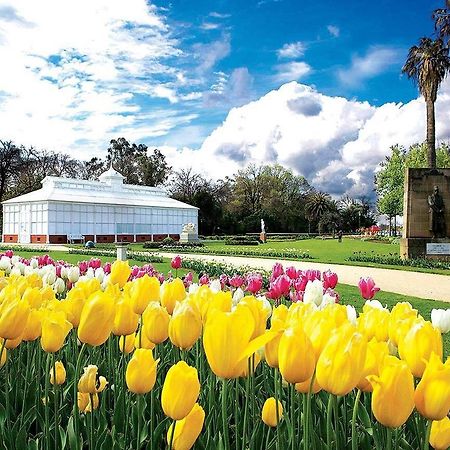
402;168;450;260
179;231;200;243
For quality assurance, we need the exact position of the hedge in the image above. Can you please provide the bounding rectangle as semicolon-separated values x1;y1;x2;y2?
68;249;163;263
348;252;450;270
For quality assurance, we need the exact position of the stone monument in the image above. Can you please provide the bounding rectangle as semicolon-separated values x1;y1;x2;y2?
400;168;450;259
179;223;200;243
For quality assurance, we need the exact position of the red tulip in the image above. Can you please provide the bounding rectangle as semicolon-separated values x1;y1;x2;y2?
322;270;338;289
171;255;182;270
246;273;263;294
285;266;299;280
358;277;380;300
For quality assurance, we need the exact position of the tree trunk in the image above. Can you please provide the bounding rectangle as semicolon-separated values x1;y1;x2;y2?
394;215;397;236
426;99;436;168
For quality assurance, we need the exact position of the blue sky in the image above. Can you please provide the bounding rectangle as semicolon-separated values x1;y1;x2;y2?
0;0;448;197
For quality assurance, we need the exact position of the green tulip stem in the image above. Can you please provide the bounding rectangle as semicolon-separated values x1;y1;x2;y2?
73;343;87;450
89;394;94;450
222;378;230;450
44;352;51;450
274;368;280;450
351;389;362;450
386;427;393;450
242;365;250;448
139;315;144;349
20;343;34;430
136;394;142;450
150;389;155;450
168;420;176;450
52;353;58;450
326;394;335;450
423;420;432;450
0;338;6;369
304;370;316;450
290;383;295;450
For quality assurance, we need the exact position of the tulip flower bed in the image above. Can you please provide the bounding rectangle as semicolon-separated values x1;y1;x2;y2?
0;251;449;450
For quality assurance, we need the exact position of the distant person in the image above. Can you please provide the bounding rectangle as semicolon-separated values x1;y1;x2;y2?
337;230;343;243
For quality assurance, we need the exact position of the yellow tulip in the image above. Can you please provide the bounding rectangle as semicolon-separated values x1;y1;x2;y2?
430;417;450;450
109;260;131;288
0;297;30;340
240;352;262;378
278;325;315;384
295;376;322;394
143;302;170;344
40;285;57;304
169;301;202;350
134;327;156;350
264;332;282;368
189;285;214;321
367;356;415;428
203;307;276;379
161;361;200;420
5;333;22;349
61;287;86;328
112;297;139;336
130;275;160;315
302;310;332;359
206;291;232;319
50;361;66;385
77;392;99;413
271;304;289;328
414;352;450;420
261;397;283;427
237;296;271;339
167;403;205;450
126;348;159;394
119;334;135;354
388;302;418;345
161;278;186;315
316;323;367;396
23;309;43;341
78;291;115;346
22;287;43;309
357;338;389;392
398;320;443;377
358;305;390;342
41;310;72;353
78;365;108;394
25;273;43;289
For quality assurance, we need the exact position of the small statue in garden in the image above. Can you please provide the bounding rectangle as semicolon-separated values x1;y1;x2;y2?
428;185;446;238
260;219;266;243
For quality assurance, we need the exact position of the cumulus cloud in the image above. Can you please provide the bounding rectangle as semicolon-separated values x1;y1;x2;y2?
193;34;231;73
338;46;404;86
277;42;305;59
165;80;450;199
274;61;311;82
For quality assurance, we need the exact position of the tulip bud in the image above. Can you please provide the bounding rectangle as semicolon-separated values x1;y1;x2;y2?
430;417;450;450
119;333;135;354
0;297;30;340
166;403;205;450
143;302;170;344
316;323;367;396
50;361;66;385
78;291;115;346
41;310;72;353
126;349;159;394
367;355;414;428
414;352;450;420
303;279;323;307
161;278;186;315
295;376;321;394
261;397;283;427
78;365;108;394
134;328;155;350
68;266;80;283
169;301;202;350
109;260;131;288
23;309;43;341
161;361;200;420
431;309;450;334
130;275;160;315
398;320;443;377
112;297;139;336
357;338;389;392
170;255;182;270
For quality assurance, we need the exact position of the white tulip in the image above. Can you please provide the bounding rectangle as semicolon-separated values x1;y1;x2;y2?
11;255;20;265
43;271;56;285
188;283;199;294
101;275;110;291
346;305;357;325
86;268;95;279
60;266;69;280
10;266;22;276
0;256;11;272
95;267;105;283
364;299;385;310
257;295;272;319
30;258;39;269
431;308;450;334
53;278;66;294
303;279;323;307
232;287;244;306
209;279;221;293
320;293;336;309
68;266;80;283
24;266;35;276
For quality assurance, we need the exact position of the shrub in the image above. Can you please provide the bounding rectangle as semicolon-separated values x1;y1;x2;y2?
68;249;163;263
162;236;175;245
142;242;162;249
224;235;259;245
348;252;450;270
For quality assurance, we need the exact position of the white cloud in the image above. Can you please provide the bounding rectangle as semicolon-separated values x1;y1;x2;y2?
165;80;450;198
277;42;305;59
274;61;311;82
327;25;340;37
209;12;231;19
200;22;221;31
0;0;196;157
338;46;404;86
193;34;231;73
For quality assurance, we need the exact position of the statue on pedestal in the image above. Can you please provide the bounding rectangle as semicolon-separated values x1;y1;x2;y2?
428;186;446;238
260;219;266;243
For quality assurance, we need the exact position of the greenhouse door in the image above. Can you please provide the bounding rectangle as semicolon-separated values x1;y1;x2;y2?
19;204;31;244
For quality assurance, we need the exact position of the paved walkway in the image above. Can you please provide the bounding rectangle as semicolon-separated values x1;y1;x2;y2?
160;252;450;303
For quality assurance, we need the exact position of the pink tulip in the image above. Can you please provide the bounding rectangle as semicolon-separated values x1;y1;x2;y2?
294;277;308;292
4;250;13;258
171;255;182;270
229;274;245;288
158;274;165;284
268;275;291;299
271;263;284;281
199;274;210;285
103;262;111;274
56;265;62;278
304;269;321;282
290;290;304;303
78;261;88;274
246;273;263;294
322;270;338;289
358;277;380;300
219;274;228;289
285;266;299;280
183;272;193;288
131;266;140;278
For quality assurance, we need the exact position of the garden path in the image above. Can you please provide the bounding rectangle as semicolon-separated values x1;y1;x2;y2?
159;252;450;303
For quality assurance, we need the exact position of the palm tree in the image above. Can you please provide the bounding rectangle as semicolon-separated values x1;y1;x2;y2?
402;37;450;168
305;191;332;233
433;8;450;43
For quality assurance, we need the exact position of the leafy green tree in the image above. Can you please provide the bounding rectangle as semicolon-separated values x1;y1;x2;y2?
305;191;332;233
402;38;450;168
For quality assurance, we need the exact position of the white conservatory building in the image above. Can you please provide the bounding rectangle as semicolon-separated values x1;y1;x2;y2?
2;167;198;244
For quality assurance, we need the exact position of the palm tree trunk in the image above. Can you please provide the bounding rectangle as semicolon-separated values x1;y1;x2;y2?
426;99;436;168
